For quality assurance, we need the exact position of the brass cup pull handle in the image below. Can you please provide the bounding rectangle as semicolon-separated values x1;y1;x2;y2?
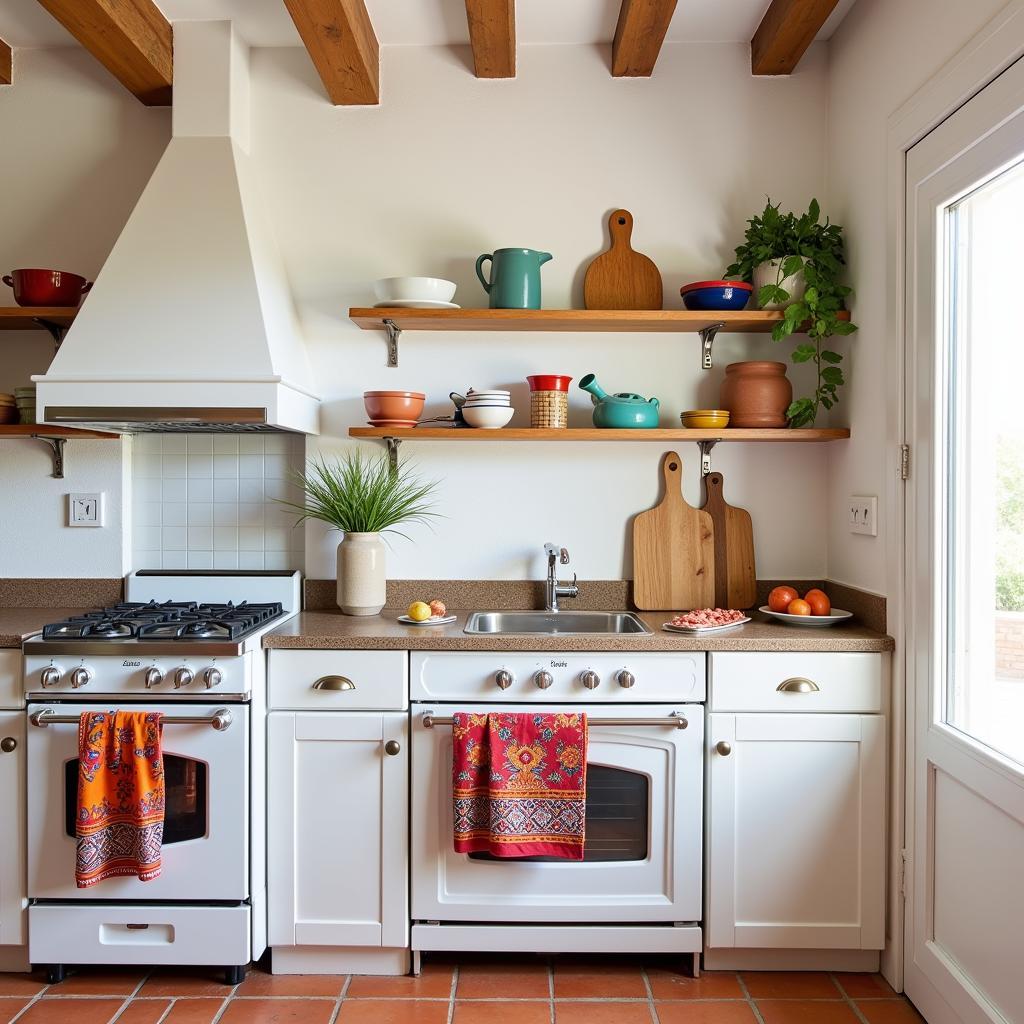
716;741;732;756
777;677;820;694
312;675;356;692
384;740;401;756
0;737;16;753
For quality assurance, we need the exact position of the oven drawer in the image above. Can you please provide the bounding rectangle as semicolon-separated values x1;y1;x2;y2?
709;653;885;712
268;650;407;711
29;903;250;966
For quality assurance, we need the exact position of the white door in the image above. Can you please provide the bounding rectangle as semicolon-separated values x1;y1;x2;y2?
267;711;408;949
906;55;1024;1024
706;713;885;950
0;712;25;946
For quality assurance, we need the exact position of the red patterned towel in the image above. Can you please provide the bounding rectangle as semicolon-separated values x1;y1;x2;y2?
452;712;587;859
76;711;165;887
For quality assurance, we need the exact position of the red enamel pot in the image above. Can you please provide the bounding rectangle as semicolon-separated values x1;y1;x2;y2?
2;268;93;307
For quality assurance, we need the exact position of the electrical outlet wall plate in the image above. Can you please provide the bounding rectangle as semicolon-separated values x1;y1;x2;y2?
68;492;104;527
849;495;878;536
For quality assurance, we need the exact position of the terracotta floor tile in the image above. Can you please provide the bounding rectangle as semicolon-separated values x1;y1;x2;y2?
756;1000;860;1024
656;1004;758;1024
457;962;551;999
553;964;647;999
0;974;47;997
236;970;347;997
140;970;236;997
647;969;743;1000
835;973;897;998
218;998;336;1024
336;1001;452;1024
856;1000;927;1023
162;998;231;1024
555;1003;652;1024
18;998;125;1024
455;1002;553;1024
57;969;147;995
741;972;841;999
348;963;454;998
0;999;31;1024
113;1001;173;1024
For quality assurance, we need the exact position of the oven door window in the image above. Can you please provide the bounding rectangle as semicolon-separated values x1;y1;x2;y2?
467;764;649;863
64;754;208;844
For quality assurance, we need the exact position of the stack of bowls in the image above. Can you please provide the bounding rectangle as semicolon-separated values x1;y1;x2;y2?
463;388;514;429
363;390;425;428
0;394;16;425
14;385;36;424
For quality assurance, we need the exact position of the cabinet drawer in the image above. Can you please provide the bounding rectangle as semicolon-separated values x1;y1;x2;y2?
268;650;408;711
709;653;884;713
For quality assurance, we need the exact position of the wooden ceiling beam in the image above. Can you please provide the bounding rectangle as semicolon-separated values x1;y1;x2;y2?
35;0;171;104
465;0;515;78
283;0;379;105
751;0;840;75
0;39;11;85
612;0;679;78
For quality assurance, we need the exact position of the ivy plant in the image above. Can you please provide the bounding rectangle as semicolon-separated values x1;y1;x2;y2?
726;199;858;427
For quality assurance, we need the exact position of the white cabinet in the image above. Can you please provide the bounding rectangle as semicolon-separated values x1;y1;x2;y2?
706;711;885;951
267;710;408;952
0;710;26;948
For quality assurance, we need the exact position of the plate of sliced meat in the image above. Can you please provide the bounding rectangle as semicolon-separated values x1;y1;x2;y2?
661;608;751;633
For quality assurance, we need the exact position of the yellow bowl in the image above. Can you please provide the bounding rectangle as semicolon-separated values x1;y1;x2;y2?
681;409;730;429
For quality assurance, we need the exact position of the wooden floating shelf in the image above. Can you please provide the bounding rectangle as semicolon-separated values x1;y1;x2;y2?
0;425;118;439
0;307;78;330
349;427;850;442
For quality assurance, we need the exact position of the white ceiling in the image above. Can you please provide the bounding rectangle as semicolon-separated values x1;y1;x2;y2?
0;0;857;50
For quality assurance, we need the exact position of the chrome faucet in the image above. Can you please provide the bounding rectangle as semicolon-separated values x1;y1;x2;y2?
543;543;579;613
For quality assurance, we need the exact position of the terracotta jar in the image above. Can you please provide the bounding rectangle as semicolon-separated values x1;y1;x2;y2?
719;361;792;428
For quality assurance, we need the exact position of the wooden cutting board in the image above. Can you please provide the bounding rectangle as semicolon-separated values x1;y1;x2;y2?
703;471;757;609
633;452;715;610
584;209;663;310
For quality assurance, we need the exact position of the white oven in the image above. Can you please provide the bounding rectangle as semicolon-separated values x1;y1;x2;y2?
409;652;706;958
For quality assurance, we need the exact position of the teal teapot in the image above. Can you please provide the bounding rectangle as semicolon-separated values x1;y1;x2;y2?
579;373;660;429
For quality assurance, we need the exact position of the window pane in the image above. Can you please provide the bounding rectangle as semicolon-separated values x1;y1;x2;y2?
944;159;1024;767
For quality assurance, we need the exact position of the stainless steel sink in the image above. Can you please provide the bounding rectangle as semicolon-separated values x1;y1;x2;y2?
464;610;652;636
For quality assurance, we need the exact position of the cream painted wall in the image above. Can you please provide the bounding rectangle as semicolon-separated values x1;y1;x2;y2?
0;48;169;578
252;42;833;581
825;0;1010;594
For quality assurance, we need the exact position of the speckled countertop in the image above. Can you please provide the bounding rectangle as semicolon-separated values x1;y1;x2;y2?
0;608;88;648
263;609;895;653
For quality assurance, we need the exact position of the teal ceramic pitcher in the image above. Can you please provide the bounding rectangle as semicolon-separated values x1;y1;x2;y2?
475;248;553;309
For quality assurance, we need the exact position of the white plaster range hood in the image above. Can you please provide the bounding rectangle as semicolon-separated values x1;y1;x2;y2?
34;21;319;434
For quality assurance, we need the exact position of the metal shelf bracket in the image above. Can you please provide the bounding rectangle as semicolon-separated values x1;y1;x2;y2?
384;436;402;473
383;319;401;368
697;439;719;477
32;319;68;352
32;435;67;478
698;323;725;370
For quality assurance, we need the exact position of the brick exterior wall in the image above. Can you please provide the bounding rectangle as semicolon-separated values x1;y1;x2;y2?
995;613;1024;679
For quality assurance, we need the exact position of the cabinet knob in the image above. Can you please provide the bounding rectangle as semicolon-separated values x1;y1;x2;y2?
0;737;16;753
312;675;356;691
716;741;732;756
384;740;401;756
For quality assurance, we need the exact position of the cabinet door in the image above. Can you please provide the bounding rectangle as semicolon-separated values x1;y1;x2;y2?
268;712;408;948
0;711;26;946
707;713;885;950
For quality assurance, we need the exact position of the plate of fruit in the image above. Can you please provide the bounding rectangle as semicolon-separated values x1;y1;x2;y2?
759;587;852;627
662;608;751;633
398;599;455;626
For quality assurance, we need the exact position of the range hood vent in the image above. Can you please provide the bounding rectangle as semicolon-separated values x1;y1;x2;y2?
34;21;319;435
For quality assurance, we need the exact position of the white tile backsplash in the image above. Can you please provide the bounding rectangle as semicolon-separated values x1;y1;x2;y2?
132;434;305;570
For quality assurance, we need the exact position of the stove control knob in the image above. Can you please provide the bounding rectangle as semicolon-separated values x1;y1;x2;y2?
580;670;601;690
173;667;195;689
534;670;554;690
616;669;636;690
70;667;93;689
494;669;514;690
202;667;222;689
39;666;62;688
144;667;164;689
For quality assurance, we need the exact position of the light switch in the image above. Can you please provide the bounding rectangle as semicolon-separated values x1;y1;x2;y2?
848;495;877;536
68;493;104;527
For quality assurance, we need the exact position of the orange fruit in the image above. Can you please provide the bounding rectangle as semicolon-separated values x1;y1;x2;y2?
769;586;799;612
787;598;812;616
804;589;831;616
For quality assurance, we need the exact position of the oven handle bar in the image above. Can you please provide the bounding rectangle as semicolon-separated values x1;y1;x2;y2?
421;712;687;730
29;708;234;731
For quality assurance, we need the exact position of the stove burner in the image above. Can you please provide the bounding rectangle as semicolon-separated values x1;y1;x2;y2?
41;600;284;642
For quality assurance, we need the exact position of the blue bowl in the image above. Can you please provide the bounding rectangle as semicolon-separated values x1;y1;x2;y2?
680;280;753;311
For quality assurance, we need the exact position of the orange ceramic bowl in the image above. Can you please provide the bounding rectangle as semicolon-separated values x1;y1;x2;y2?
364;390;425;423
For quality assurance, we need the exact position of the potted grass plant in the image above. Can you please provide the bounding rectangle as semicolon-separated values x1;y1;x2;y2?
282;451;439;616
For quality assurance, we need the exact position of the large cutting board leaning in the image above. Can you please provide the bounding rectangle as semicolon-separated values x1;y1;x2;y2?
583;209;662;310
702;471;757;609
633;452;715;610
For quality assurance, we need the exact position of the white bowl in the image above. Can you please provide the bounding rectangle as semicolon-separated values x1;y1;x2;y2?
464;398;511;406
468;389;510;396
463;405;515;428
374;277;456;303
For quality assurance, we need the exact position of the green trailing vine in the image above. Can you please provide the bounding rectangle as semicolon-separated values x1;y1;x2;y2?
726;199;858;427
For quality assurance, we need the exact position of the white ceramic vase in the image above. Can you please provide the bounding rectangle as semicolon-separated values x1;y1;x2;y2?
753;258;807;310
336;532;386;616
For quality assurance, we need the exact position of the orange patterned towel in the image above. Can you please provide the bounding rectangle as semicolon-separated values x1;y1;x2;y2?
76;711;165;887
452;712;587;859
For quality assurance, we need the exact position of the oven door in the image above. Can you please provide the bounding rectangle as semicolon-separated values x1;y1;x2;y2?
27;703;249;901
411;703;703;923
